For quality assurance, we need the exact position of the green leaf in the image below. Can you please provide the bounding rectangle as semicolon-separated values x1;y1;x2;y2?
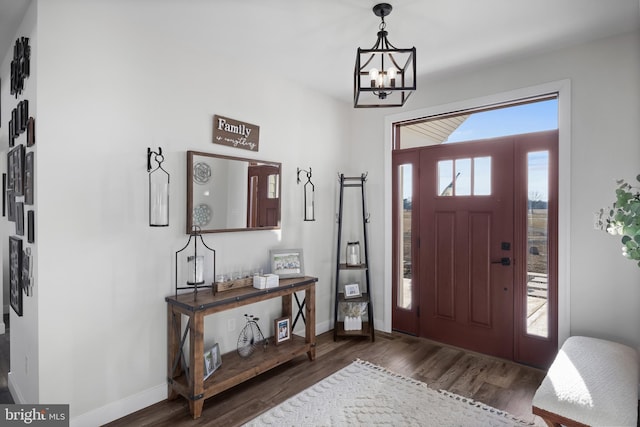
622;235;632;244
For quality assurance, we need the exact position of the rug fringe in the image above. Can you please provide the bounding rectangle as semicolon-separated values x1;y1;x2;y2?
354;359;534;426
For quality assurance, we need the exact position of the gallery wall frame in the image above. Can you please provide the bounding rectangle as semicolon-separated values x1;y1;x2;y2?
22;248;32;297
2;173;5;217
27;117;35;146
27;210;34;243
9;236;23;316
15;202;24;236
9;144;24;197
7;190;15;222
25;151;33;204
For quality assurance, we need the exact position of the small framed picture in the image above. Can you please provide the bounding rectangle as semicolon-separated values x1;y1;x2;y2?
7;190;15;222
24;151;33;205
9;236;23;316
27;117;35;147
11;145;24;197
269;249;304;278
344;283;362;299
203;343;221;380
15;202;24;236
27;210;34;243
274;316;291;345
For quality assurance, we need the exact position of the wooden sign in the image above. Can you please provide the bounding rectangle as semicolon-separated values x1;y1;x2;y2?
212;115;260;152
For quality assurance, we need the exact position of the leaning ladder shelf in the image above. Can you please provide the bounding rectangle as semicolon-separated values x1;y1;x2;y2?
333;173;374;341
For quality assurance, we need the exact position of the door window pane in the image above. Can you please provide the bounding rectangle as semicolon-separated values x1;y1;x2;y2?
473;157;491;195
438;160;454;196
455;158;471;196
526;151;549;337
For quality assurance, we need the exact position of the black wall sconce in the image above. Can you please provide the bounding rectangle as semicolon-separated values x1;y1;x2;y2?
147;147;169;227
297;167;315;221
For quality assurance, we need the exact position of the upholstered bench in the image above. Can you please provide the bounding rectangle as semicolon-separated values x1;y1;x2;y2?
532;336;639;427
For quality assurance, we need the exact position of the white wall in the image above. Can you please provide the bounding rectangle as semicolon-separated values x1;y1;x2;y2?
29;0;351;424
0;0;38;404
353;31;640;352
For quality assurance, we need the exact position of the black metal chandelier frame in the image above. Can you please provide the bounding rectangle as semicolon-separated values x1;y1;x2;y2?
354;3;416;108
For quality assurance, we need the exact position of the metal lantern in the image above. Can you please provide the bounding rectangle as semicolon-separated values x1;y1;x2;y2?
175;226;216;297
297;167;315;221
354;3;416;108
147;147;170;227
346;241;361;266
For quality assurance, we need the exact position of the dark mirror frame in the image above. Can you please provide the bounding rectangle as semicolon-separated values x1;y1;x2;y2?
186;150;282;234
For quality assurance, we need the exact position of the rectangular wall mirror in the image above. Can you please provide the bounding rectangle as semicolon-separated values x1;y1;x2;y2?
187;151;281;233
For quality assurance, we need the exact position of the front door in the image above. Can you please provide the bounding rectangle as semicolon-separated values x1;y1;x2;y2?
421;136;514;359
392;130;558;365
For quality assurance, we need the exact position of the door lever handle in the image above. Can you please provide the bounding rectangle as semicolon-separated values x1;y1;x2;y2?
491;257;511;266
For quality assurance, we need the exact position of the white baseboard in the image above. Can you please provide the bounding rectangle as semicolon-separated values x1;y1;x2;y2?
316;319;331;335
70;383;166;427
8;372;26;404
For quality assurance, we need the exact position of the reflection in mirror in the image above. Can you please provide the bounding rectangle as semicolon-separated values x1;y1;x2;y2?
187;151;281;233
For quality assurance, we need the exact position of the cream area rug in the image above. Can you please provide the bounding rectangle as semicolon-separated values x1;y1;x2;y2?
244;359;532;426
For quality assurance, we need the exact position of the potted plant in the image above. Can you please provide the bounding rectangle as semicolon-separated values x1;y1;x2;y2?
597;175;640;266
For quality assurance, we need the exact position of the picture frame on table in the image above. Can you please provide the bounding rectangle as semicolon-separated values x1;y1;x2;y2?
203;343;221;380
269;248;304;278
344;283;362;299
274;316;291;345
9;236;23;316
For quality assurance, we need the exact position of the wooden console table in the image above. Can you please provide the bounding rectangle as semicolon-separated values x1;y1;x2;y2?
166;276;317;419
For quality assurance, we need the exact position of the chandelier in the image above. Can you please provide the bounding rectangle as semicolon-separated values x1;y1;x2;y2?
354;3;416;108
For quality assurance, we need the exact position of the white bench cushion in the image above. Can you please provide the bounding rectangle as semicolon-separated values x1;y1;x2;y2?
532;336;639;426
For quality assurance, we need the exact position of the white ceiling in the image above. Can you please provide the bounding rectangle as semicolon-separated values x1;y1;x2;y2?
1;0;639;104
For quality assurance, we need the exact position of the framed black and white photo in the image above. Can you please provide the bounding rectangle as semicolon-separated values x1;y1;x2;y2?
10;145;24;196
9;236;23;316
27;117;35;147
7;190;15;222
269;249;304;278
203;343;221;380
274;316;291;345
24;151;33;205
27;210;34;243
15;202;24;236
22;247;31;297
2;173;5;217
7;150;14;191
344;283;362;299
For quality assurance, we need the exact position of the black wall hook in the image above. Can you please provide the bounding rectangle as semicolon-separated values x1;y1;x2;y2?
147;147;163;171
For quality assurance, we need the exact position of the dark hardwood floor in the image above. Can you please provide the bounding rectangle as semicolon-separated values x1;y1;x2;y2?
107;330;547;427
